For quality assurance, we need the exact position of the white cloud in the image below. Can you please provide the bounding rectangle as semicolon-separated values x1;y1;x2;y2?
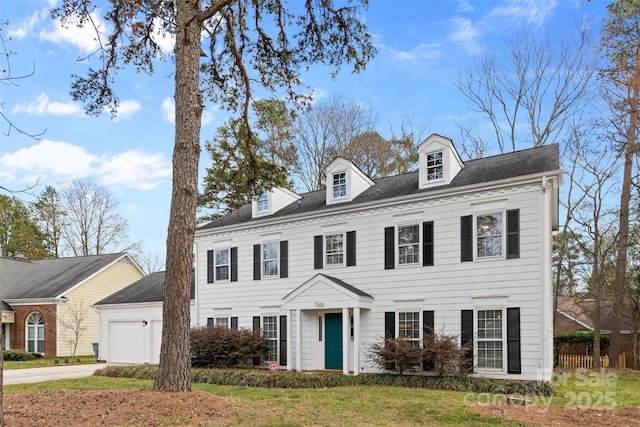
489;0;558;25
449;18;481;55
152;18;175;55
11;93;84;117
455;0;474;13
111;99;142;122
97;150;172;190
161;97;175;123
379;43;442;64
0;140;98;184
0;140;171;191
9;9;49;40
39;10;109;54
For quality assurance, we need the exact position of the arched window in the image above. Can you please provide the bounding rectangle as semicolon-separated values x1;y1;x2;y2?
26;312;45;354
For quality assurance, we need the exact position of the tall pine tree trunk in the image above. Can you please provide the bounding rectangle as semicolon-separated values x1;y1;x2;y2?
154;0;203;392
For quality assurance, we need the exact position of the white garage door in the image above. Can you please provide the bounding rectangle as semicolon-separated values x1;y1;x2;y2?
108;321;144;364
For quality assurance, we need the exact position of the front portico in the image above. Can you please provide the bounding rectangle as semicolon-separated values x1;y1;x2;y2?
282;274;373;375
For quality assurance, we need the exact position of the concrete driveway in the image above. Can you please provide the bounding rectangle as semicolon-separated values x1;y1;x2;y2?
3;363;112;385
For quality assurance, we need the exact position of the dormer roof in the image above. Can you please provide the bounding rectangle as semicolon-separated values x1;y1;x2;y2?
325;157;375;206
251;187;302;218
417;134;465;189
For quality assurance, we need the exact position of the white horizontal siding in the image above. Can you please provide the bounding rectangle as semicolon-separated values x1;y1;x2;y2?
195;182;552;380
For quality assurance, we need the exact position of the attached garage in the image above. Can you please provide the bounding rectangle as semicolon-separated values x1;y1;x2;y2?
108;321;145;364
94;272;195;364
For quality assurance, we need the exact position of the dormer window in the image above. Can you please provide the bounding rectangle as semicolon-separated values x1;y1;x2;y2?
257;190;269;212
427;152;443;181
333;172;347;198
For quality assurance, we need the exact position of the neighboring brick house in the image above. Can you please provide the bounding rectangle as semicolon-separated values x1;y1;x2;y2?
0;253;144;358
193;134;561;381
555;295;636;368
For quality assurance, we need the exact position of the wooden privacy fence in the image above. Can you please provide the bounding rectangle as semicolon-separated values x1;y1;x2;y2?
559;353;626;368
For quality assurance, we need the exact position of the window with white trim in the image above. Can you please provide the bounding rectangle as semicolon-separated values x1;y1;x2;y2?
398;312;420;347
333;172;347;198
263;316;278;361
215;317;229;329
215;248;230;280
325;233;344;266
26;312;45;354
262;242;279;277
398;224;420;265
476;213;502;258
477;309;504;369
257;190;269;212
427;151;443;181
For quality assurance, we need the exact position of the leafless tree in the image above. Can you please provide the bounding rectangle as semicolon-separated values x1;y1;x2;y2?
599;0;640;367
59;178;138;256
455;24;597;153
292;95;376;191
58;299;90;359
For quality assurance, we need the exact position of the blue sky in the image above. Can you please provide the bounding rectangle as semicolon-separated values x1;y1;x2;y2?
1;0;608;260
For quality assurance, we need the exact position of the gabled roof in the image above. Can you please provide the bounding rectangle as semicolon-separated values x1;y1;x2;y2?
94;271;196;305
556;295;635;332
0;253;136;300
199;143;560;231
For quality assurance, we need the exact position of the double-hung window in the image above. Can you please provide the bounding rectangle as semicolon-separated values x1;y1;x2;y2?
427;151;443;181
398;312;420;347
325;234;344;266
477;309;503;370
26;312;45;354
257;190;269;213
215;317;229;329
215;249;230;280
476;213;502;258
333;172;346;198
263;316;278;361
398;224;420;265
254;241;288;280
262;242;279;277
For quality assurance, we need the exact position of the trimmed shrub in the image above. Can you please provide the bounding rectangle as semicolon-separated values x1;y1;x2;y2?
190;326;269;368
93;365;555;396
3;350;36;361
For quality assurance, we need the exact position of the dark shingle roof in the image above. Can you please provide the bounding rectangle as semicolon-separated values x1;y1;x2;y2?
94;271;195;305
319;274;373;298
198;144;560;231
0;253;128;300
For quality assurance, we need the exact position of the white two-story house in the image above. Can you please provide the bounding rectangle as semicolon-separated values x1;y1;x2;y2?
194;134;561;381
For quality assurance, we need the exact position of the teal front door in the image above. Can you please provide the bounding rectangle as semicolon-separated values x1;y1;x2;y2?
325;313;343;370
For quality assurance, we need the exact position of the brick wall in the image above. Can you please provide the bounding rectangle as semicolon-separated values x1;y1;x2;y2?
10;304;58;358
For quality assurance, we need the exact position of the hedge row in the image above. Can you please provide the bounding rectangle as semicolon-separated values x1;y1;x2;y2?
93;365;555;396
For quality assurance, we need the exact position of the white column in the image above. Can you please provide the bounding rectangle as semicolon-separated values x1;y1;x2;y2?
296;309;302;372
353;307;360;376
287;311;292;371
342;307;349;375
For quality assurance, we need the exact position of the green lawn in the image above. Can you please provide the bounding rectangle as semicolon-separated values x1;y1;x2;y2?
3;355;96;369
3;369;639;426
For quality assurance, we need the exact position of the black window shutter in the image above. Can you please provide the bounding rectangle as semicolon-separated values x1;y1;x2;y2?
461;215;473;262
507;209;520;259
346;231;356;266
314;235;323;269
507;307;521;374
231;316;238;330
423;310;435;371
384;311;396;370
384;311;395;339
207;250;214;283
384;227;395;270
461;309;474;372
279;315;287;365
280;240;288;278
253;244;261;280
252;316;261;365
230;247;238;282
423;221;434;266
206;317;214;327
